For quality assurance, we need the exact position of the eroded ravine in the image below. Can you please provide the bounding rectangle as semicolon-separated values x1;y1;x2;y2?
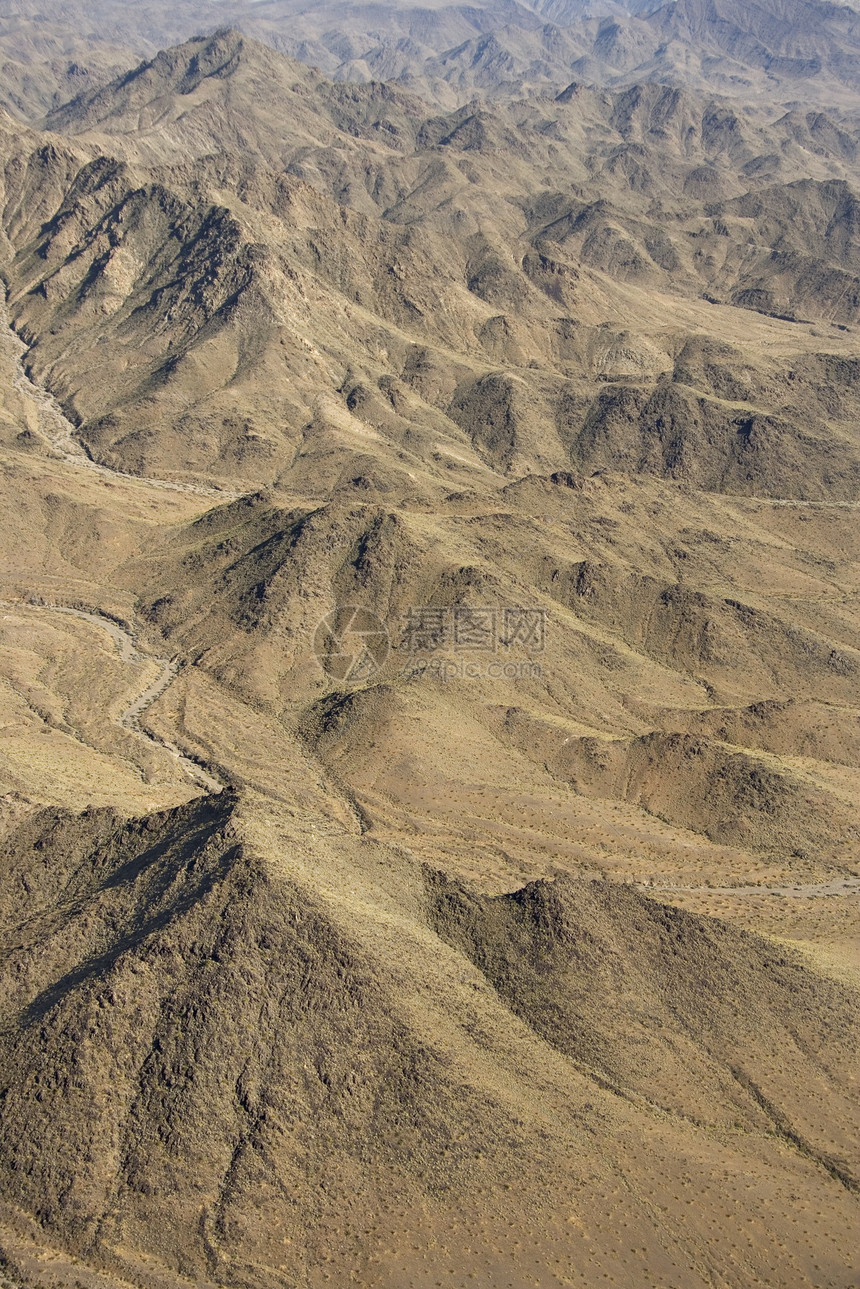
1;298;238;501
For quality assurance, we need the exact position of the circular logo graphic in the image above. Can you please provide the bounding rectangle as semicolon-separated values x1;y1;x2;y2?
313;605;390;683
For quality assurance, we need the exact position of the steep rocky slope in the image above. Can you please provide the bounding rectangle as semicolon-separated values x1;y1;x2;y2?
0;794;857;1289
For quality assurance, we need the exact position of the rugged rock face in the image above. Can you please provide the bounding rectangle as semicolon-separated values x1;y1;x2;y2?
0;795;503;1287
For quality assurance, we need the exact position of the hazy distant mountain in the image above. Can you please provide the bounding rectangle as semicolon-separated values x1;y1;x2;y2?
5;0;860;116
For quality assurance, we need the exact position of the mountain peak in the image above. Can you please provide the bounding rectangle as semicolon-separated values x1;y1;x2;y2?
42;27;317;138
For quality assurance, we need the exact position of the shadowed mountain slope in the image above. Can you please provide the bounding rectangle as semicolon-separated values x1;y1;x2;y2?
0;794;857;1288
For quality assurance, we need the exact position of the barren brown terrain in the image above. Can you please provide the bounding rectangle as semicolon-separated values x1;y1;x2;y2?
0;8;858;1288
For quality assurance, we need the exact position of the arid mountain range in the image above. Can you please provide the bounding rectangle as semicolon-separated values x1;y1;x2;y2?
7;0;860;117
0;10;858;1289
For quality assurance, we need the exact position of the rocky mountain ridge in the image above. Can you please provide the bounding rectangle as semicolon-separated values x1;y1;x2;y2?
7;31;860;498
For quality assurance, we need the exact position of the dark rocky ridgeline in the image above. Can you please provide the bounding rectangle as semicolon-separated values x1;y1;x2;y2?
0;794;512;1286
426;869;860;1177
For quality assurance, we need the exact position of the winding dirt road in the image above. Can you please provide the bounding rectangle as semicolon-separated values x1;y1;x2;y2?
3;311;858;846
1;304;232;794
1;600;224;794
